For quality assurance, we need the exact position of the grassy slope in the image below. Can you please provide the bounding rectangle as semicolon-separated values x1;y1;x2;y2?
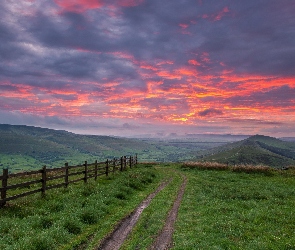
0;124;238;172
198;135;295;167
0;164;163;250
173;166;295;249
0;124;160;172
1;163;295;249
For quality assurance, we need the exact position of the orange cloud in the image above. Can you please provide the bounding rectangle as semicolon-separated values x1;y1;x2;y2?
188;59;201;66
2;51;295;129
176;67;198;76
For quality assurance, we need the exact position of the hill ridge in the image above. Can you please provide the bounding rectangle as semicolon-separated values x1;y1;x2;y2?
197;134;295;168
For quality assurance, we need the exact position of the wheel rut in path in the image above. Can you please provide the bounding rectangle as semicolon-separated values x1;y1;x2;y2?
97;179;172;250
150;174;187;250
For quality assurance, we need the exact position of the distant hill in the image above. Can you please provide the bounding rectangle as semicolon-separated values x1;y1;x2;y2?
1;124;231;172
0;124;156;171
3;124;292;171
196;135;295;168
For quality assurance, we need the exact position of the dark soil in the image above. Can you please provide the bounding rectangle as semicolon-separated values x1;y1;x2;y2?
149;175;187;250
97;179;172;250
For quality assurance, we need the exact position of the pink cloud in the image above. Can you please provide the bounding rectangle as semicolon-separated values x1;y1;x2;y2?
54;0;104;12
213;6;230;21
116;0;144;7
188;59;201;66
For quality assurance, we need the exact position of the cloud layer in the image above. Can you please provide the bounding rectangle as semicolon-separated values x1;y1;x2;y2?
1;0;295;136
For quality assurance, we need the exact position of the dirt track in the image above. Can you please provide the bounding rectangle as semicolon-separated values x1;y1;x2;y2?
97;173;187;250
150;175;187;250
97;179;172;250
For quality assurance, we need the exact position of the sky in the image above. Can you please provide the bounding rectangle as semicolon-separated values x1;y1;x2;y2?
0;0;295;137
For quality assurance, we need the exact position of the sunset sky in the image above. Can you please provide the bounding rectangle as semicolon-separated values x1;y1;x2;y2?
1;0;295;137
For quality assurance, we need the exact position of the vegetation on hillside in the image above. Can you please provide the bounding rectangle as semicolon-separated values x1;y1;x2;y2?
196;134;295;168
1;163;295;249
0;124;236;172
1;125;295;171
0;164;160;250
174;164;295;249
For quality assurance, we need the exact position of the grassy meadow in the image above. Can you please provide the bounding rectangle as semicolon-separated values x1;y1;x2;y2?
174;164;295;249
1;163;295;249
0;164;162;250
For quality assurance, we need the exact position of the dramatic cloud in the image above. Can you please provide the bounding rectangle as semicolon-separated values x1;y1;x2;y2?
0;0;295;137
198;108;223;117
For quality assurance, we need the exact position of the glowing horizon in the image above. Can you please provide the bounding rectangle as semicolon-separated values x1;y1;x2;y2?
0;0;294;137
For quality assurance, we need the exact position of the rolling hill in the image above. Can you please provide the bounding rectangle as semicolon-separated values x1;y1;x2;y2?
1;124;248;172
196;134;295;168
0;124;158;171
2;124;293;171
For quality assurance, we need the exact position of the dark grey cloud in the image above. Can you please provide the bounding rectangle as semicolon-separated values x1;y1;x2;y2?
226;118;283;126
140;97;189;111
226;85;295;108
1;0;294;88
0;0;294;136
198;108;223;117
122;123;139;130
198;0;295;76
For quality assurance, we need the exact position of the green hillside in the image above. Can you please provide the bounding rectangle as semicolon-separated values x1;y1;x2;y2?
197;135;295;168
0;124;156;172
1;124;244;172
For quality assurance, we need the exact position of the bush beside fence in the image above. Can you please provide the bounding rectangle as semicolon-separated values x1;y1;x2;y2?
0;155;137;208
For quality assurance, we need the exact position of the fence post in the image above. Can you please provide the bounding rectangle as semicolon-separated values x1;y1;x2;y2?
124;156;126;170
113;158;116;174
135;154;138;165
95;160;98;180
130;156;132;168
84;161;88;183
65;163;69;187
120;156;123;171
0;168;8;207
41;166;46;196
106;159;109;177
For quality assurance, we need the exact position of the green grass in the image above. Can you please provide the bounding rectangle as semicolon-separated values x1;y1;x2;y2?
2;162;295;249
120;165;183;249
198;135;295;167
0;164;163;250
173;166;295;249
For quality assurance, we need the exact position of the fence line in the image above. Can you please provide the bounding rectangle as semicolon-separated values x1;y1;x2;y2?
0;154;137;208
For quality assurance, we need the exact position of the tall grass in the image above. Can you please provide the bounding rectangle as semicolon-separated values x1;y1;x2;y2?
174;164;295;249
181;161;229;170
0;165;161;250
182;161;275;175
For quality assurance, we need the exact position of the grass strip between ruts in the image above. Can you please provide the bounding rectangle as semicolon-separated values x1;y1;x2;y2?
120;165;183;249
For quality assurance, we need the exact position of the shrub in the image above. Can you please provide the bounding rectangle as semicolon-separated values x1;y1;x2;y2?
81;184;96;197
40;217;53;229
30;235;55;250
232;164;273;175
80;209;99;224
115;192;127;200
48;201;64;212
64;220;81;235
182;161;229;171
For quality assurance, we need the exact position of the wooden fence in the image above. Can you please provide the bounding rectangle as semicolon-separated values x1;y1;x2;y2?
0;154;137;208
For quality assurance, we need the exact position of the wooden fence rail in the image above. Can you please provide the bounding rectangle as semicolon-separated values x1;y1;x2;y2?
0;154;137;208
